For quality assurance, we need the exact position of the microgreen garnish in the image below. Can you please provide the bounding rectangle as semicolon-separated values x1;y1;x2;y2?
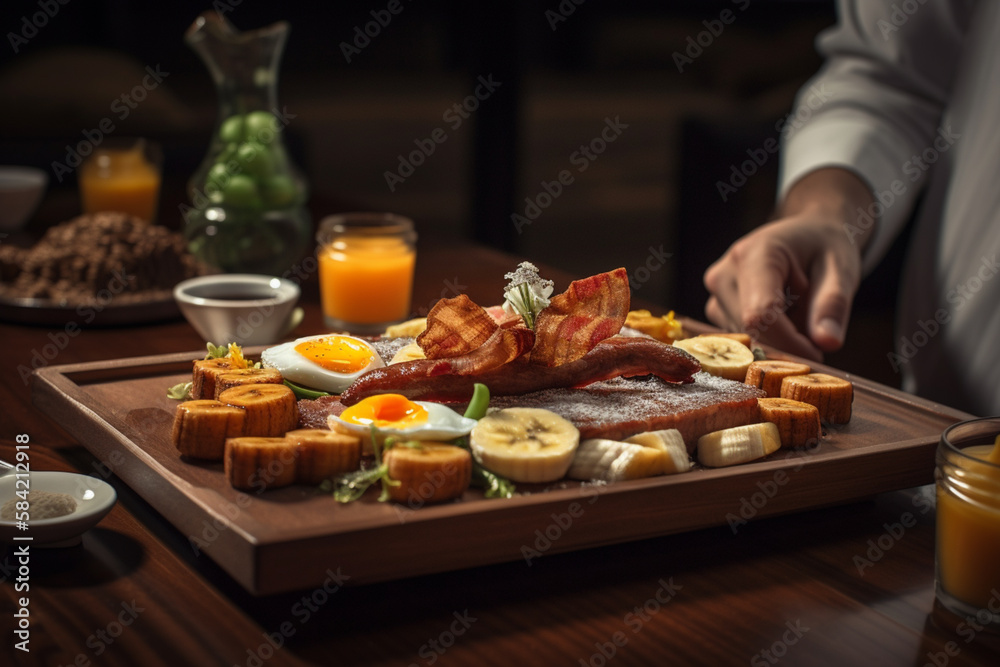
473;466;516;499
323;427;401;503
166;382;193;400
502;261;553;330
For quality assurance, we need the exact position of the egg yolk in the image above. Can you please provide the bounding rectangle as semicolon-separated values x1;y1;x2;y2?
340;394;428;429
295;336;375;374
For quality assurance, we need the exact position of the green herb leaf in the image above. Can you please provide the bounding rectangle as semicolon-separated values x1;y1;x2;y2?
472;462;516;499
328;465;389;503
463;383;490;421
284;379;331;400
166;381;193;400
205;342;228;359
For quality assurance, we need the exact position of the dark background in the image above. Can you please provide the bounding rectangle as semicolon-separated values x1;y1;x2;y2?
0;0;905;386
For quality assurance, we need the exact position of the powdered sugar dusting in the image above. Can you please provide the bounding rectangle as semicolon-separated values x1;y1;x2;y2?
490;372;763;445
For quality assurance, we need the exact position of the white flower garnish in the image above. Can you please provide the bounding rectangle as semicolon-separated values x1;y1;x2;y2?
502;261;554;330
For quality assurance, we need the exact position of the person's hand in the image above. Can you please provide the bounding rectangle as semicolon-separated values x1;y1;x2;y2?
702;168;874;361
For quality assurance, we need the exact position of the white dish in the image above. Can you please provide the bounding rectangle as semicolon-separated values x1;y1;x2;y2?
0;471;117;547
173;274;302;346
0;165;47;231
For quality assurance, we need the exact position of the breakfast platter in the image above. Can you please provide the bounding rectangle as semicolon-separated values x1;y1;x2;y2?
31;333;971;595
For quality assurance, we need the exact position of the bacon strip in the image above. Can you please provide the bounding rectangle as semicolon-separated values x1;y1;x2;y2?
424;325;535;377
417;294;497;359
340;336;700;405
531;268;630;366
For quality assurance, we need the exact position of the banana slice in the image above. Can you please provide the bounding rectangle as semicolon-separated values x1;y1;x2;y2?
389;342;426;364
171;399;246;460
568;438;667;481
384;317;428;338
191;357;235;400
470;408;580;483
225;436;298;491
697;422;781;468
625;429;691;474
284;428;362;484
757;397;821;449
383;443;472;504
780;373;854;424
219;383;299;437
213;367;284;398
697;331;754;350
744;360;811;397
674;335;754;381
624;309;684;343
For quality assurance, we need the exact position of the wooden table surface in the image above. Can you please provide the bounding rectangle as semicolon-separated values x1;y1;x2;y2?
2;240;999;667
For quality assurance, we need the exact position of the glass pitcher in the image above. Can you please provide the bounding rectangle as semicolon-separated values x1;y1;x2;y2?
182;10;310;276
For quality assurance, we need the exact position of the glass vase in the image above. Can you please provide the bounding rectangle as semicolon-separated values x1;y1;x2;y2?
182;10;310;276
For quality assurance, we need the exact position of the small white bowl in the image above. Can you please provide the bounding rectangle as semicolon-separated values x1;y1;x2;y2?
0;471;117;547
0;166;48;231
174;274;302;346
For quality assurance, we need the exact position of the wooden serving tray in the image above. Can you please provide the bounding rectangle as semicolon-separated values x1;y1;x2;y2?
31;349;971;595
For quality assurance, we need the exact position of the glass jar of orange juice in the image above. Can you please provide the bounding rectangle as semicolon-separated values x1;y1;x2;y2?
935;416;1000;629
79;139;161;222
316;213;417;334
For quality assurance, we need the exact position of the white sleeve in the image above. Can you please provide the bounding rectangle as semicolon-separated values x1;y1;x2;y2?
778;0;971;270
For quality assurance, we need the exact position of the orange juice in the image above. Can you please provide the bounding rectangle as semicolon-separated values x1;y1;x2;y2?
80;142;161;222
319;235;416;328
936;437;1000;619
316;213;417;332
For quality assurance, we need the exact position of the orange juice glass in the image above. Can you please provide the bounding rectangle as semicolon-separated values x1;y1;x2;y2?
935;417;1000;628
317;213;417;333
79;139;161;222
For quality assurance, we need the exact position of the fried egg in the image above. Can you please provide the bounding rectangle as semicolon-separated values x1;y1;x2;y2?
331;393;477;442
261;334;384;393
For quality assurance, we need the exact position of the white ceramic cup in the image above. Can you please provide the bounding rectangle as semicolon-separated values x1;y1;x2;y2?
173;274;302;346
0;166;48;232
